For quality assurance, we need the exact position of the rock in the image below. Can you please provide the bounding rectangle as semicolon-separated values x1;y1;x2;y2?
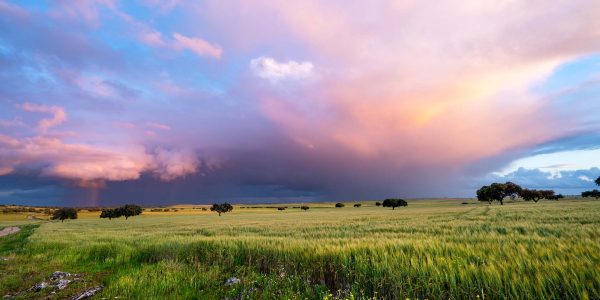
31;281;48;292
225;277;241;286
70;286;104;300
57;279;71;290
50;271;72;280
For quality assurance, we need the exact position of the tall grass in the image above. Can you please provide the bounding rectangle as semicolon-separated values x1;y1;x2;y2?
1;199;599;299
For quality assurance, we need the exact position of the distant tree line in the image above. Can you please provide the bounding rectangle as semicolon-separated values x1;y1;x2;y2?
581;176;600;199
100;204;143;220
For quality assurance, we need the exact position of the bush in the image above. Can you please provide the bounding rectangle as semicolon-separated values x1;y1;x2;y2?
335;203;345;208
277;207;286;211
354;203;362;207
52;208;78;222
300;206;310;211
375;202;381;206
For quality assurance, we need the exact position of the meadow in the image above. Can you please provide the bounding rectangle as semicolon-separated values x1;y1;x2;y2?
0;199;599;299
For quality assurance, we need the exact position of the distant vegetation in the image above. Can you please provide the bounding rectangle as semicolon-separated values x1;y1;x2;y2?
581;176;600;199
335;203;345;208
100;204;143;220
210;203;233;216
353;203;362;207
300;205;310;211
51;207;77;222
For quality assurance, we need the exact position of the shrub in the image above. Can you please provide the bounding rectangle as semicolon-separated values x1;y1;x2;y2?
375;202;382;206
277;207;286;211
335;203;345;208
300;206;310;211
353;203;361;207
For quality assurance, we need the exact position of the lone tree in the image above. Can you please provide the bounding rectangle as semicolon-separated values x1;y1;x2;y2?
335;203;345;208
210;202;233;216
476;182;522;205
52;207;78;222
118;204;143;220
300;205;310;211
582;189;600;199
354;203;362;207
382;198;407;210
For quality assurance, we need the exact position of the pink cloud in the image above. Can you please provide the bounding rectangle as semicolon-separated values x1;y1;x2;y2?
18;103;67;131
200;0;600;170
172;32;222;58
151;148;199;181
139;29;167;47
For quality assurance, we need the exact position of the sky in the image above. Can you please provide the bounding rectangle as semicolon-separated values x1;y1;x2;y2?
0;0;599;206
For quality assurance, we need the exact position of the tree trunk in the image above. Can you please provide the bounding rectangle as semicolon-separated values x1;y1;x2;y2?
392;207;395;210
500;199;503;205
218;212;222;216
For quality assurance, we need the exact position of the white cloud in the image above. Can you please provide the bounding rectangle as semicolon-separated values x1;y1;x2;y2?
250;57;314;83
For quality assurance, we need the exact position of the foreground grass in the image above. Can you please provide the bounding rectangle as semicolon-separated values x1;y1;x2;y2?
1;199;599;299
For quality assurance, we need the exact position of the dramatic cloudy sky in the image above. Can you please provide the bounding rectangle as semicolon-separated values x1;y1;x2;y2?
1;0;599;206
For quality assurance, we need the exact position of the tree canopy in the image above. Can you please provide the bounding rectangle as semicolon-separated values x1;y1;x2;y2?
210;203;233;216
100;204;143;220
52;207;78;222
582;189;600;199
382;198;407;210
476;182;522;205
519;189;556;202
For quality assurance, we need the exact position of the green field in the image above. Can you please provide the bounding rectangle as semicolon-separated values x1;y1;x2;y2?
1;199;599;299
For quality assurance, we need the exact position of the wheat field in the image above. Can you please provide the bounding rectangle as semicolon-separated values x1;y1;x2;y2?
1;199;599;299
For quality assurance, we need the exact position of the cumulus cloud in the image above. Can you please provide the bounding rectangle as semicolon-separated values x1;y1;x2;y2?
17;103;67;131
0;105;198;186
488;167;600;193
250;57;314;83
172;32;222;58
